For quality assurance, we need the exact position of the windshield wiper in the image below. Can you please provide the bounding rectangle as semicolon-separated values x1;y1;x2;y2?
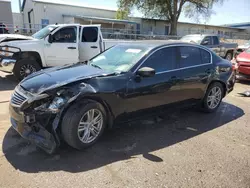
90;64;102;69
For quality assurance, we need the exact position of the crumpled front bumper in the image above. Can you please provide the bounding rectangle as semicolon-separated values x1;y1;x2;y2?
9;104;57;154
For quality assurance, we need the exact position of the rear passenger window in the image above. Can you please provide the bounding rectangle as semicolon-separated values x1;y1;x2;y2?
179;47;201;68
82;27;98;42
200;49;211;64
142;47;177;72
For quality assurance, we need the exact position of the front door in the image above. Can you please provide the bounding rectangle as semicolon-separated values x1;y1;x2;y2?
44;26;79;67
177;46;213;101
126;47;184;113
79;26;101;62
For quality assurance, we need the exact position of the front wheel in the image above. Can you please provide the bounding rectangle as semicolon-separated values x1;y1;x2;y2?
61;101;107;150
13;59;41;81
201;82;224;113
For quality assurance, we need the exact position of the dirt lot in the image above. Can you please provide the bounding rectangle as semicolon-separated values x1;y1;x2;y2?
0;71;249;188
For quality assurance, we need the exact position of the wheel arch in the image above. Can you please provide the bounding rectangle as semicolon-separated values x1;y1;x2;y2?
206;80;227;98
20;51;43;68
60;96;115;130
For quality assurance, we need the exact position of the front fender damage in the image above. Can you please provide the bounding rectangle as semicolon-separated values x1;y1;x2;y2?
22;82;97;154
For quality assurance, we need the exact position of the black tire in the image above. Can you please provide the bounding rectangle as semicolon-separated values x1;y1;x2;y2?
61;100;107;150
201;82;224;113
225;52;233;61
13;59;41;81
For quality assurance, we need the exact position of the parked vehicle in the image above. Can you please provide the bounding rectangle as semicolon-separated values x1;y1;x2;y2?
0;23;9;34
0;24;123;80
180;34;238;61
9;42;235;153
235;48;250;80
236;40;250;54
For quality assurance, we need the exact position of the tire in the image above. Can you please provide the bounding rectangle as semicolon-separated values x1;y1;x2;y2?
13;59;41;81
225;52;233;61
61;100;107;150
201;82;224;113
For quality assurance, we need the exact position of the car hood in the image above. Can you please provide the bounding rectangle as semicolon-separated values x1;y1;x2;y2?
237;51;250;62
20;64;109;94
0;34;34;43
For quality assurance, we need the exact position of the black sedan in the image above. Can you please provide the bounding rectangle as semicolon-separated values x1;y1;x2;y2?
9;42;235;153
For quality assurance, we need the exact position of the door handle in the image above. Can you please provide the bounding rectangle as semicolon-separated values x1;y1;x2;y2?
68;47;76;49
91;46;98;49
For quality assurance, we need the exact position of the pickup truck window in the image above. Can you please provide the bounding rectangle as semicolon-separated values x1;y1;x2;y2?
212;36;219;45
82;27;98;42
201;37;212;45
142;47;177;72
53;27;77;43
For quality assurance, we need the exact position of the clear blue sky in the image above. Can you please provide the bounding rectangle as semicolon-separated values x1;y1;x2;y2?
11;0;250;25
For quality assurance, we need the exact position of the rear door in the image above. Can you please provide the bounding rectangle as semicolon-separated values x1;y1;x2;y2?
177;46;213;101
44;26;79;66
79;26;102;62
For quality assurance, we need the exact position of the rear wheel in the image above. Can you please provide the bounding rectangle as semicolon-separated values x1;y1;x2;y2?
13;59;41;81
61;101;107;150
201;82;224;113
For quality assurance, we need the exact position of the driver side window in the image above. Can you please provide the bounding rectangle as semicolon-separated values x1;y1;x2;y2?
52;27;77;43
142;47;177;73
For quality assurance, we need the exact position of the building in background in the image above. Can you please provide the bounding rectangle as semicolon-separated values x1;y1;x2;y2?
224;22;250;32
0;0;14;33
17;0;250;39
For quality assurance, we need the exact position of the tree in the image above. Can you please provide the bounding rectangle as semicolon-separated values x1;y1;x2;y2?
115;8;129;20
117;0;224;35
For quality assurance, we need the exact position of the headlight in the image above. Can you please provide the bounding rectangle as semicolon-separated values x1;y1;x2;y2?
48;97;67;113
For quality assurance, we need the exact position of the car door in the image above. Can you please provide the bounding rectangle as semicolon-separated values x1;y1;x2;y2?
79;26;102;62
177;46;213;101
44;26;79;66
126;46;185;113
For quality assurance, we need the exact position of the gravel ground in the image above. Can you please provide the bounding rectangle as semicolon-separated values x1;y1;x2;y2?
0;71;250;188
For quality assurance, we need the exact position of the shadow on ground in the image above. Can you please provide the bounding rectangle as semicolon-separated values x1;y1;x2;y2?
2;101;244;173
0;74;17;91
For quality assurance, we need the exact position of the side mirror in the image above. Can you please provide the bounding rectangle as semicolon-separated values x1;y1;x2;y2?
48;34;53;43
202;40;209;45
137;67;155;77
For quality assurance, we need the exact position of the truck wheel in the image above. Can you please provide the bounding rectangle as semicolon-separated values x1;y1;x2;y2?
201;82;224;113
61;100;107;150
13;59;41;81
225;52;232;61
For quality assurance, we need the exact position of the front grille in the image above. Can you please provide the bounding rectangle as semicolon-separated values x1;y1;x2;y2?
11;89;27;107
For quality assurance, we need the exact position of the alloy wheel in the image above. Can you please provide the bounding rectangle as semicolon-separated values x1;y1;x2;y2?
77;109;103;144
207;86;222;109
20;64;37;77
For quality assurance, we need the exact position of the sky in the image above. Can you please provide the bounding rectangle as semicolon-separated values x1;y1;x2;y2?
11;0;250;25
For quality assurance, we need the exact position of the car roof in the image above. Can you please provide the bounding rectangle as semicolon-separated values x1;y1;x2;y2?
116;40;204;49
184;34;218;37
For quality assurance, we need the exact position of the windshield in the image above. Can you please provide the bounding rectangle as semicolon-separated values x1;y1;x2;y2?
89;45;149;73
180;35;203;44
32;25;58;39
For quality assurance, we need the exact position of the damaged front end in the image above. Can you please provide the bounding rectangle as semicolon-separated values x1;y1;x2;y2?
9;82;94;154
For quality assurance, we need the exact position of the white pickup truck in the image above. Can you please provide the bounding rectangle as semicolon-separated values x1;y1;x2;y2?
0;24;123;80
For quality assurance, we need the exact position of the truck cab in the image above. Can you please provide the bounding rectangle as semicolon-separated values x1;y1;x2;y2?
180;34;237;61
0;24;105;80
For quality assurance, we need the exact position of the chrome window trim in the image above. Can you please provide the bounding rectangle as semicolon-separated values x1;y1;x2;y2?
133;44;213;74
